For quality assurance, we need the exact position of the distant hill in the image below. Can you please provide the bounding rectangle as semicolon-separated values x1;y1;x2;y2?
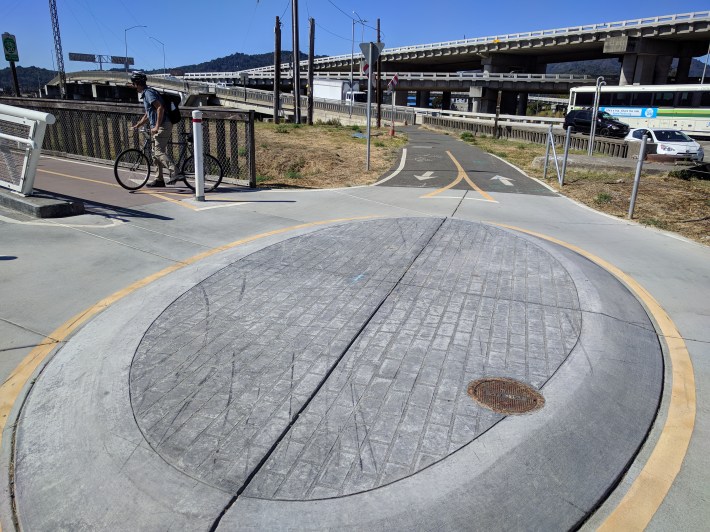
547;57;707;77
164;50;316;75
0;66;56;95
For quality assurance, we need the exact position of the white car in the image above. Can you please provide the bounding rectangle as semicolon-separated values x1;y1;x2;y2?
625;128;704;161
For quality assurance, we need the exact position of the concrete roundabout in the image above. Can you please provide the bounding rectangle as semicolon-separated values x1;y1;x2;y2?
10;217;663;530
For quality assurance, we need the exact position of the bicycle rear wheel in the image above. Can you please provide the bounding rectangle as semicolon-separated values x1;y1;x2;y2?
114;149;151;190
182;154;223;192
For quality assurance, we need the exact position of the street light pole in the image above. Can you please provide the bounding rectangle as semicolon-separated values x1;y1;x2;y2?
124;25;147;72
349;11;366;117
149;36;165;75
588;76;606;156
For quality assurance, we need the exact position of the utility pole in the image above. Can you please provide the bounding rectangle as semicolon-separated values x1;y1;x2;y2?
307;18;315;125
291;0;301;124
49;0;67;99
274;16;281;124
376;19;382;128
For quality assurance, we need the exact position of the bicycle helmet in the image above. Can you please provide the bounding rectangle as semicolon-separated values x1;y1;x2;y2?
130;71;147;85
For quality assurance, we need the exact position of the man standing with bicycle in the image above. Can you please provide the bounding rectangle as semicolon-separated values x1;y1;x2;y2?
130;71;179;187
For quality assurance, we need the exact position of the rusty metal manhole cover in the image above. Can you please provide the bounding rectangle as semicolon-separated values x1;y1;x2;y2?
467;378;545;415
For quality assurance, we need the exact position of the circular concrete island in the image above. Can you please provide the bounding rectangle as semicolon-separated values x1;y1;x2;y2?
14;218;663;531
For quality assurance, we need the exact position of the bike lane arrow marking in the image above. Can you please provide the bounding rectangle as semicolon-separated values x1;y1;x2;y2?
491;175;514;186
415;171;438;181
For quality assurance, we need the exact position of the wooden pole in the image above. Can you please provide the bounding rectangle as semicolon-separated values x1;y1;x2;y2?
307;18;315;125
274;16;281;124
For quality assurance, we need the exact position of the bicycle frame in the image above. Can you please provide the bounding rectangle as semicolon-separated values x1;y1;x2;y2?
136;128;193;170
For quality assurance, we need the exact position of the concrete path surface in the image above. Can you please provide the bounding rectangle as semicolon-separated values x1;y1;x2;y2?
0;126;707;531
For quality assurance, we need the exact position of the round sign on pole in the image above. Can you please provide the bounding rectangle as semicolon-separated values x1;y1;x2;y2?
2;33;19;62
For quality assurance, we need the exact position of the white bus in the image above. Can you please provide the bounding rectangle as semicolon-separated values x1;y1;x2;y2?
568;84;710;137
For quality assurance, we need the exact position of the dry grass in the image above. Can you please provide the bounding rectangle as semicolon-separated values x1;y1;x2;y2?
443;128;710;246
254;121;407;188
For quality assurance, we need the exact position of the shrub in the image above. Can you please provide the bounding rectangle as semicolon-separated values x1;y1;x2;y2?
594;192;612;204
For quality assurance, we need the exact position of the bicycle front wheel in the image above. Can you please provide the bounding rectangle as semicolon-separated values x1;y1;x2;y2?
114;149;151;190
182;154;223;192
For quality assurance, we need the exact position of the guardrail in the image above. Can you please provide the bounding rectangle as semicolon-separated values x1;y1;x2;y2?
0;103;56;195
423;115;629;158
59;71;416;126
182;70;596;84
0;97;256;187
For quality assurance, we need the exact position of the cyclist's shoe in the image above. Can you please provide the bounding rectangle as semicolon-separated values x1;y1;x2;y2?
146;178;166;187
165;170;183;185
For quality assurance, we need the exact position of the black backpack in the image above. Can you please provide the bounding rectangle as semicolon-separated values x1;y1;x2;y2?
161;92;182;125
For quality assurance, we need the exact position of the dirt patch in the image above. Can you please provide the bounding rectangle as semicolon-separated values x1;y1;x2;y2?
255;122;407;189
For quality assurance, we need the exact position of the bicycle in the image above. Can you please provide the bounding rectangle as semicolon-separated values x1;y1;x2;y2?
114;128;223;192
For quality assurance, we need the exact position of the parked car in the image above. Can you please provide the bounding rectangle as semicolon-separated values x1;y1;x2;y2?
563;109;630;138
624;128;704;161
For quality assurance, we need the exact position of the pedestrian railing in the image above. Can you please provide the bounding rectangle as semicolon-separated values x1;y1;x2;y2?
0;97;256;187
0;103;56;195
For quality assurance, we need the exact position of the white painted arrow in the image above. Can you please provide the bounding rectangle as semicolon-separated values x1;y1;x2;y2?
415;171;438;181
491;175;514;186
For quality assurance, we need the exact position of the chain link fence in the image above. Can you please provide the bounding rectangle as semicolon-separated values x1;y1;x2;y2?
0;97;256;187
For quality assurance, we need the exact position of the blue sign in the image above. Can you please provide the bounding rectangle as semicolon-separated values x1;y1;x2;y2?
600;106;658;119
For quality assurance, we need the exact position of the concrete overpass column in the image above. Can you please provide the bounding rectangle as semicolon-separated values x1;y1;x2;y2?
653;55;673;84
394;90;408;106
416;90;431;108
633;55;656;85
620;54;637;86
500;92;518;115
441;92;452;110
516;93;529;116
676;56;692;83
477;88;499;114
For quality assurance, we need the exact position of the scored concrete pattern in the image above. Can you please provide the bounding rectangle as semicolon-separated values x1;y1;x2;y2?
130;218;581;500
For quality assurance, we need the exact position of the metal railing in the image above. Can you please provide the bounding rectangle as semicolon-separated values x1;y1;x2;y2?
182;70;596;84
423;115;629;158
0;103;56;195
0;97;256;187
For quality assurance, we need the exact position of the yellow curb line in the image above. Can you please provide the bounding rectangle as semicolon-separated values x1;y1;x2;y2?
494;223;695;531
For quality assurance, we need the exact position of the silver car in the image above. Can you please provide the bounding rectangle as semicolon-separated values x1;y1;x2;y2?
625;128;704;161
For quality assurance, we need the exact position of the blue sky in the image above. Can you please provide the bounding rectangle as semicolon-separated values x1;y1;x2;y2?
3;0;710;71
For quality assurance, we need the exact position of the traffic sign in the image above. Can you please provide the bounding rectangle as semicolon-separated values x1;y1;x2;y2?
2;33;19;62
359;41;384;64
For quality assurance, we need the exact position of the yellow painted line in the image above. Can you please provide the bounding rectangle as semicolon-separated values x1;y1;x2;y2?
38;168;120;188
494;223;696;531
38;168;199;210
421;151;496;202
0;215;378;442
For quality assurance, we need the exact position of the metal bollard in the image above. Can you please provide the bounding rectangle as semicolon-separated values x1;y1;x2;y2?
560;126;572;187
628;136;647;219
191;110;204;202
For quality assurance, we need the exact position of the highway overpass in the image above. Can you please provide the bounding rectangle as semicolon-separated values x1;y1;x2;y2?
45;11;710;116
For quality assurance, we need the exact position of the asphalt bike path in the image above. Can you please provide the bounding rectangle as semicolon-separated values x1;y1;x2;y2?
377;127;553;198
0;126;707;531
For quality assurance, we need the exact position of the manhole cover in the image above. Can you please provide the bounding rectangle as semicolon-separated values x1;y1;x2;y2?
467;378;545;415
